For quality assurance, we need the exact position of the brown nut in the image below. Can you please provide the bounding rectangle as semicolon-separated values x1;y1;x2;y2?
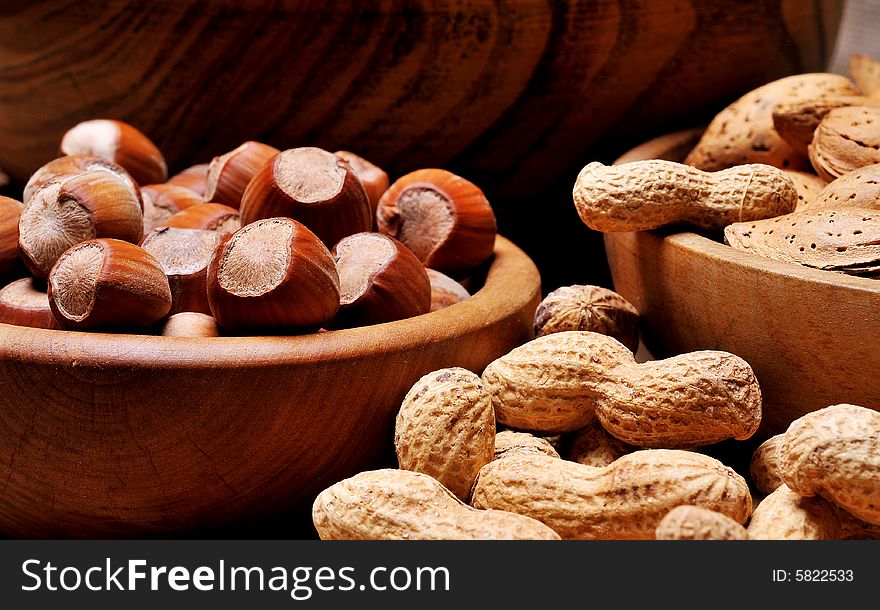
685;73;860;171
48;238;171;330
160;312;220;337
377;169;497;275
141;227;224;315
394;367;495;501
808;106;880;181
812;163;880;210
331;232;431;328
60;119;167;185
141;183;203;234
772;95;874;156
566;421;633;467
19;170;144;279
849;53;880;98
493;430;560;461
426;268;470;312
780;404;880;525
204;141;280;207
0;277;61;330
573;160;797;232
334;150;389;222
783;170;829;211
166;163;210;196
206;217;340;332
749;433;785;495
471;450;752;540
240;147;371;248
165;203;241;234
655;505;749;540
746;484;840;540
312;469;560;540
0;196;23;281
23;154;141;205
534;285;639;352
482;331;762;447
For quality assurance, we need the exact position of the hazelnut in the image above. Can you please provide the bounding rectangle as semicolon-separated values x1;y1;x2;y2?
534;285;640;352
141;227;224;315
204;141;280;207
426;268;470;312
60;119;168;185
164;203;241;234
18;170;144;279
376;169;496;274
334;150;389;222
0;196;24;281
0;277;61;330
167;163;210;197
141;183;203;234
161;312;220;337
48;238;172;330
206;217;340;332
23;154;140;204
240;147;372;248
331;232;431;328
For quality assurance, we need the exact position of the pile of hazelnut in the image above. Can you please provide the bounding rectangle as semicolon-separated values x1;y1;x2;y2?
0;120;497;337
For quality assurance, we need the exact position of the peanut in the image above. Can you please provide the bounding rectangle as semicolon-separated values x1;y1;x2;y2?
534;285;639;352
724;207;880;277
749;434;785;495
566;421;633;467
470;450;752;540
482;331;762;447
655;505;748;540
311;469;560;540
493;430;560;460
780;404;880;525
684;73;860;171
572;160;797;233
747;484;840;540
808;106;880;181
812;163;880;210
394;367;494;501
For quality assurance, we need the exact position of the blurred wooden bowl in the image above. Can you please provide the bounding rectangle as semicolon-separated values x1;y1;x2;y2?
604;129;880;436
0;235;539;538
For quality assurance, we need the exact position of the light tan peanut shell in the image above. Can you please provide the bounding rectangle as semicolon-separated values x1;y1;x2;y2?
685;73;860;171
566;421;634;467
747;484;841;540
483;331;762;447
655;505;748;540
724;207;880;276
772;95;873;155
493;430;560;460
784;170;829;210
808;106;880;181
394;367;494;501
749;434;785;495
573;160;797;233
312;469;560;540
471;450;752;540
780;404;880;525
534;285;639;352
849;54;880;98
812;163;880;210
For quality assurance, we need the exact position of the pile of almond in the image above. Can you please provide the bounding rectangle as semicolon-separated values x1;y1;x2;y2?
0;120;498;335
573;53;880;279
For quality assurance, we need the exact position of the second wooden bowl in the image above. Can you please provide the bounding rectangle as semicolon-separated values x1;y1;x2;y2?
0;235;540;538
605;129;880;436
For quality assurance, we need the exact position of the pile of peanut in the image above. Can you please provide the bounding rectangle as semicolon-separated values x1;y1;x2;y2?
313;285;880;540
0;120;497;335
572;53;880;279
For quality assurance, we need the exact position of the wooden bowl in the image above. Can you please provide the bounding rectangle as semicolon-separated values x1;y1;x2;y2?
604;130;880;436
0;236;539;538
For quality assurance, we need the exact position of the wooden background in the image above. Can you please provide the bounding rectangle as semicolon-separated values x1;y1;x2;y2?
0;0;843;290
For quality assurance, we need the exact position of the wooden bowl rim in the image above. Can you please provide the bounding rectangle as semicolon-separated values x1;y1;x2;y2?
0;235;539;368
610;128;880;298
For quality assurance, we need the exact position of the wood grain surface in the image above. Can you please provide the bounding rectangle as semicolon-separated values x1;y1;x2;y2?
604;129;880;438
0;0;842;290
0;236;539;538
